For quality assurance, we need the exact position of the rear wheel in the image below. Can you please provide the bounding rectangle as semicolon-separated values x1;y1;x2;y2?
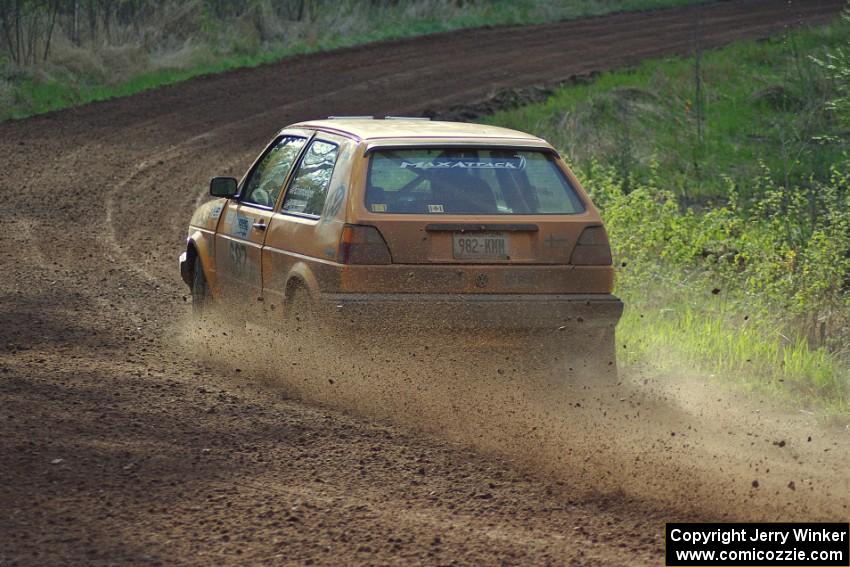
191;255;211;315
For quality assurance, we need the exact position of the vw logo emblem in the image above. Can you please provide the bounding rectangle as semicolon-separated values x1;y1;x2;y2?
475;273;489;288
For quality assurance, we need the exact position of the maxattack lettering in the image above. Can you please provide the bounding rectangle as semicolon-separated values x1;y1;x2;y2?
399;157;526;170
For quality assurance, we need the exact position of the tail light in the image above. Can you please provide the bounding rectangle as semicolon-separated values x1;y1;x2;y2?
570;226;612;265
339;224;392;265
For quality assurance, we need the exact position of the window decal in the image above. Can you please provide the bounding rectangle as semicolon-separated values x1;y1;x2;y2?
399;156;526;170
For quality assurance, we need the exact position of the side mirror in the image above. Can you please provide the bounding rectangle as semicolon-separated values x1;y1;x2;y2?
210;176;238;197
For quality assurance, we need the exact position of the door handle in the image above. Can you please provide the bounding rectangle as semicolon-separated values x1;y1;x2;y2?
252;222;267;231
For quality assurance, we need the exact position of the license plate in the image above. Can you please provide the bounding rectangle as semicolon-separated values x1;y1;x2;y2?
452;232;508;259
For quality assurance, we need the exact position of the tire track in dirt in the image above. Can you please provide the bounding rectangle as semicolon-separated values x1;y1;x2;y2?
0;1;846;565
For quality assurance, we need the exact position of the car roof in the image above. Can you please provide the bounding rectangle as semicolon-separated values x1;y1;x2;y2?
287;118;546;144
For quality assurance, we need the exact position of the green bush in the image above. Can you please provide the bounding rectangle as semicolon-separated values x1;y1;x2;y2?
578;160;850;408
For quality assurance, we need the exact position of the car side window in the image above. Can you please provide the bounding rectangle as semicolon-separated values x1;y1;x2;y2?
242;136;306;208
281;140;339;217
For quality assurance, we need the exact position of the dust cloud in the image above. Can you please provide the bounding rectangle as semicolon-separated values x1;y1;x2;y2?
179;302;850;522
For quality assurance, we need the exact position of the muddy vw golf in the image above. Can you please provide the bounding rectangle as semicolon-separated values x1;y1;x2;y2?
179;117;623;379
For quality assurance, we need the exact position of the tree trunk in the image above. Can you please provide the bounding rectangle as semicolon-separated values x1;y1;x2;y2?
43;0;59;62
14;0;22;64
87;0;96;44
0;2;20;64
73;0;80;46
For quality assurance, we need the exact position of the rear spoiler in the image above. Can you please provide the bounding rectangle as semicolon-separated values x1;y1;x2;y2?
362;140;558;156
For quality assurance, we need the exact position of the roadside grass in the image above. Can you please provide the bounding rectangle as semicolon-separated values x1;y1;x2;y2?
484;19;850;411
1;0;706;122
619;297;848;412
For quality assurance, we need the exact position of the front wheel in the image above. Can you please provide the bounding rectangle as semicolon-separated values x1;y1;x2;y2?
191;255;211;315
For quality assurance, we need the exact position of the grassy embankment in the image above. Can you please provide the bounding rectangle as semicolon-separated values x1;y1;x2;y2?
0;0;705;122
486;17;850;411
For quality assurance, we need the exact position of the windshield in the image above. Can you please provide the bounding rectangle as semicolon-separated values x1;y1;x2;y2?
365;148;585;215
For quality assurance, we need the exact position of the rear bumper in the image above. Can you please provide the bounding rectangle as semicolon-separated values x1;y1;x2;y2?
321;293;623;330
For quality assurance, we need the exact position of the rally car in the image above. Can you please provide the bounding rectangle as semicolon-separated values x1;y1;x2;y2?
179;117;623;378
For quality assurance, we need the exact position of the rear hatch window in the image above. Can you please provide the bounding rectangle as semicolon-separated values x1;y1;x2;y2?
365;148;585;215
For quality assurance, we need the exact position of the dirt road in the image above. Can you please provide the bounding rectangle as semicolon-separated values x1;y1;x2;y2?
1;1;847;565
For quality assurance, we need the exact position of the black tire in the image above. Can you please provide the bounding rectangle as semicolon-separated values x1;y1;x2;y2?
191;255;210;314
